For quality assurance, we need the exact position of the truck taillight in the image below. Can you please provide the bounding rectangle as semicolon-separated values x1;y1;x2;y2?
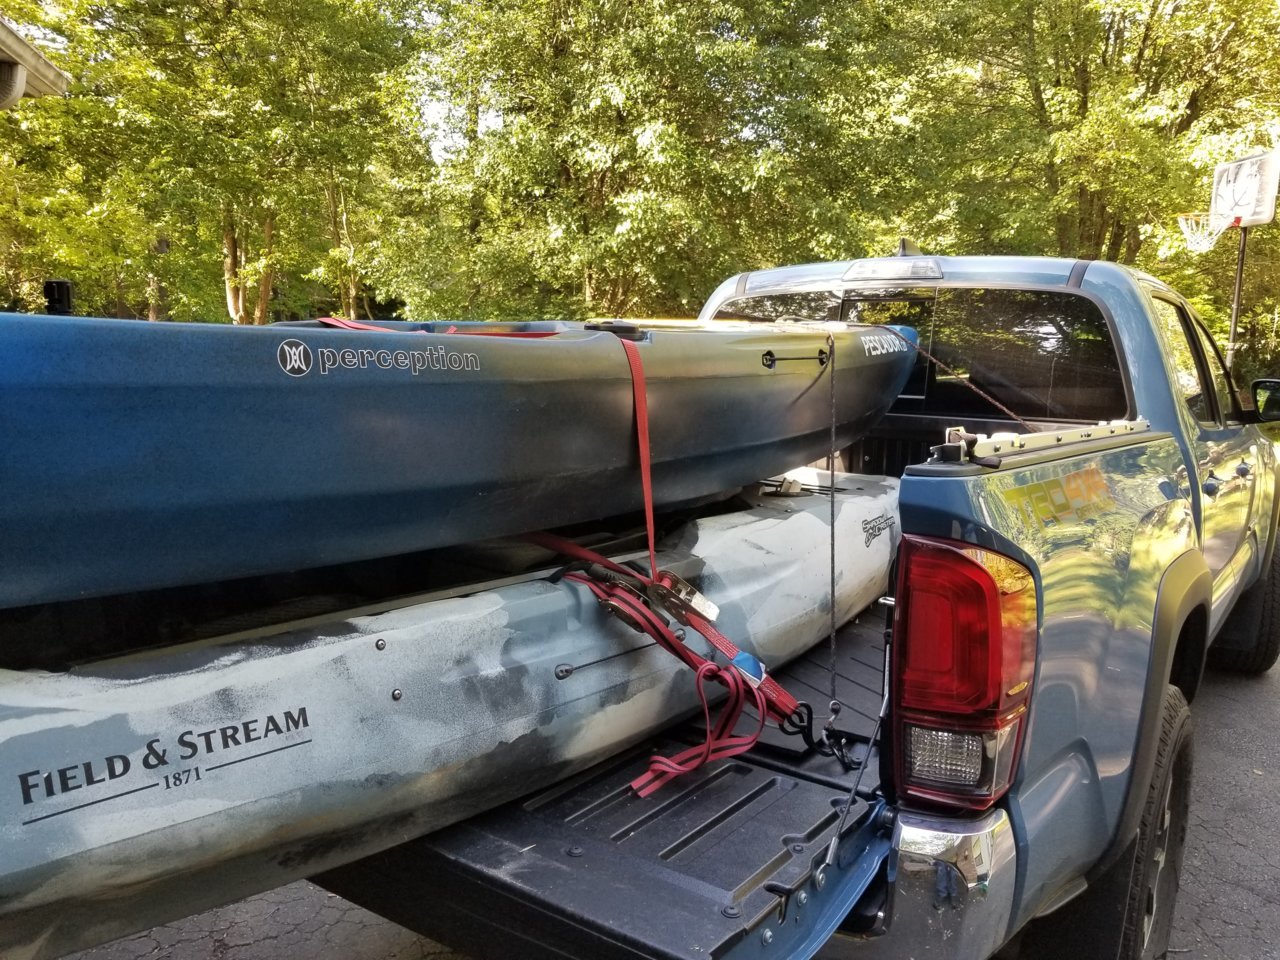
892;535;1037;810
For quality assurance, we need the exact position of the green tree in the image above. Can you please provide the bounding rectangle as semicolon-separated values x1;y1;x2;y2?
374;0;874;319
3;0;1279;327
867;0;1280;262
1;0;418;321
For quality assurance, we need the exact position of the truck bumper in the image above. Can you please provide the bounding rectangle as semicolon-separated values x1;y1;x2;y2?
820;808;1017;960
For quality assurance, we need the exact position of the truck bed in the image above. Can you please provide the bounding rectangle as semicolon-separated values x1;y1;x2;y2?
314;613;891;960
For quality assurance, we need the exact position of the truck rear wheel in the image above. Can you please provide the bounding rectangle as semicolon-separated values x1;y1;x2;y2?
1118;685;1192;960
1209;549;1280;674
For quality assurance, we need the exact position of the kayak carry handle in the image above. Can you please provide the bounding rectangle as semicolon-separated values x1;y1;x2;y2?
762;348;829;369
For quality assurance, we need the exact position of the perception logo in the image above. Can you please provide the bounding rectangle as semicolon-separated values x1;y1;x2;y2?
275;338;482;377
277;339;313;377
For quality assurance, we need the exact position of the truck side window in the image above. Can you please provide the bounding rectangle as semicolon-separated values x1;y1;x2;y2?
720;286;1127;423
1189;318;1237;422
1151;299;1215;425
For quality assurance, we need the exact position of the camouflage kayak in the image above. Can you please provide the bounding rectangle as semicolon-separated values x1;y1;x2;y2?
0;314;915;609
0;472;900;959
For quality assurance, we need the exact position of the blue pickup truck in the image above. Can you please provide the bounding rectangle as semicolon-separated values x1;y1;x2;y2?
4;255;1277;960
314;255;1280;960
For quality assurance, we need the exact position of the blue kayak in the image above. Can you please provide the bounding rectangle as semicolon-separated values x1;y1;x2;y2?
0;316;916;608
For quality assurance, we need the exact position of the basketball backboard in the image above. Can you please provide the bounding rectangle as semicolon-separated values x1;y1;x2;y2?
1210;151;1279;227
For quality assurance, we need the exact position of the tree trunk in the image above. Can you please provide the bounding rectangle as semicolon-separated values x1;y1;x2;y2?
253;213;275;326
1104;215;1126;262
114;275;129;319
147;277;163;322
324;176;354;319
1075;186;1095;258
223;206;246;324
1023;16;1075;257
339;183;360;321
148;236;169;321
1122;223;1143;264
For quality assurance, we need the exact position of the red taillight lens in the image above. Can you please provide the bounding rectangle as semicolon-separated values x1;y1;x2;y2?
892;535;1037;810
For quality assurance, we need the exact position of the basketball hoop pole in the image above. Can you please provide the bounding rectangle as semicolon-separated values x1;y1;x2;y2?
1227;224;1248;372
1211;151;1279;370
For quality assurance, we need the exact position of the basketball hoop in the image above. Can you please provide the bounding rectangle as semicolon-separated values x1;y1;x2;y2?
1177;212;1234;254
1202;151;1279;372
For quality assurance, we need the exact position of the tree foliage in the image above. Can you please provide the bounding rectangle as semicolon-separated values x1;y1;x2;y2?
2;0;1279;370
2;0;418;321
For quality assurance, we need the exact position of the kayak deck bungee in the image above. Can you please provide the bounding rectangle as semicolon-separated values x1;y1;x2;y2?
0;315;916;611
0;474;900;960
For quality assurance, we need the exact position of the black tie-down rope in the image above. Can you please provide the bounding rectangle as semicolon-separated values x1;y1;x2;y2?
828;333;838;707
880;324;1034;431
774;331;865;771
778;320;1029;769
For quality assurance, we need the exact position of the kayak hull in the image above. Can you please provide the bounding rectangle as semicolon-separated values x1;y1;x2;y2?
0;315;915;608
0;474;899;959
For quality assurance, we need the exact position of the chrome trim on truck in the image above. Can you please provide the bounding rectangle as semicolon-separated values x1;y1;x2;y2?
820;808;1017;959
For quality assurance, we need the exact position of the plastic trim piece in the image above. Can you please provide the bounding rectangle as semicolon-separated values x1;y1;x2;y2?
951;419;1149;460
1066;260;1092;289
1091;549;1210;880
907;429;1171;477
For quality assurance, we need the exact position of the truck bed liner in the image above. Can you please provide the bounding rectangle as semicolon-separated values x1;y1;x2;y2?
314;613;890;960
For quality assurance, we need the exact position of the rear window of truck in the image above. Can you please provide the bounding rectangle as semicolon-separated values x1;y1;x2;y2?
714;287;1127;423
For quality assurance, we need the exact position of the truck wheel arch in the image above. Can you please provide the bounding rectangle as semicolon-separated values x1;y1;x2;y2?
1167;604;1207;702
1008;552;1208;960
1121;548;1209;866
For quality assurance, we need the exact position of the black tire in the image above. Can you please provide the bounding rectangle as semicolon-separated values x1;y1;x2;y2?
1209;550;1280;674
1118;685;1192;960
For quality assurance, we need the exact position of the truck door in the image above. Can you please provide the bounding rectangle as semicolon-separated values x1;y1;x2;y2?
1151;297;1256;621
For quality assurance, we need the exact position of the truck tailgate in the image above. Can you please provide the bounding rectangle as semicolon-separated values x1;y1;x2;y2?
315;615;891;960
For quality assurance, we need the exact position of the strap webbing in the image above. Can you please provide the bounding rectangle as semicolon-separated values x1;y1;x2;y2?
559;571;768;798
530;336;803;796
315;316;398;332
619;339;658;578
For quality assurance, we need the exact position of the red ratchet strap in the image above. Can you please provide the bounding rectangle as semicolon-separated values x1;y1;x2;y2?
529;337;801;797
632;665;766;796
557;568;768;796
528;531;800;723
314;316;558;338
315;316;399;332
439;324;559;338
